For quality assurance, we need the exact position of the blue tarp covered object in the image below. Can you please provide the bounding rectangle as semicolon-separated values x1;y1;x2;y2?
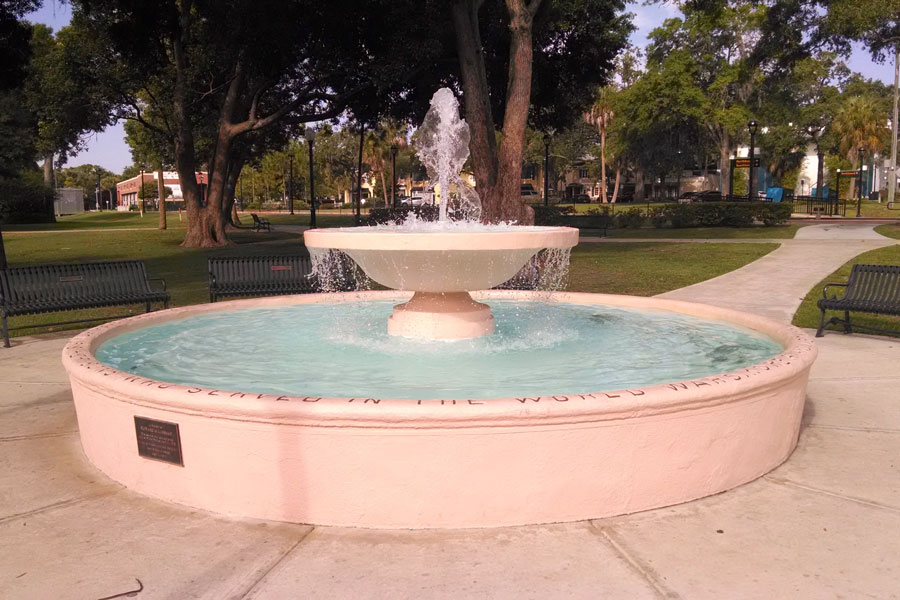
766;187;783;202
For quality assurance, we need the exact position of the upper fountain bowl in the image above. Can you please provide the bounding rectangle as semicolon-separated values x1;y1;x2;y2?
304;225;579;292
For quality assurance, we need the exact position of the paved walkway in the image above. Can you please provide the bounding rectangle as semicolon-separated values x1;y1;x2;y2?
1;224;899;599
657;223;896;321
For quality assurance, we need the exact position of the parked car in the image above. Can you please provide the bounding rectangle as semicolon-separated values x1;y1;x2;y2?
679;190;722;203
521;183;540;197
573;193;591;203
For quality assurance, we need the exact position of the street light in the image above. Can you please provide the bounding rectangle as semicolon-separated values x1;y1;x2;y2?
390;144;398;208
305;126;316;228
676;149;683;200
96;168;102;211
543;133;551;207
289;153;294;215
747;120;758;201
857;146;865;217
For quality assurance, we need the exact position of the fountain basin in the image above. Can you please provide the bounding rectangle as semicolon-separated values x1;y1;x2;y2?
63;291;815;529
305;226;578;339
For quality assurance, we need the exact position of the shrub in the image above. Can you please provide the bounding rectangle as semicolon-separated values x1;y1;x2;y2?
662;202;789;228
532;204;575;226
648;207;668;228
615;208;646;229
365;205;439;225
0;178;56;224
664;203;698;228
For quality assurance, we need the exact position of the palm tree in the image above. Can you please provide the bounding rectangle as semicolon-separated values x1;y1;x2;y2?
834;95;887;166
364;120;407;207
833;95;888;199
584;87;615;203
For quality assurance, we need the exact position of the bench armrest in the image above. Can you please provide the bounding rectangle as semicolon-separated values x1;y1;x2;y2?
822;282;847;299
148;277;167;292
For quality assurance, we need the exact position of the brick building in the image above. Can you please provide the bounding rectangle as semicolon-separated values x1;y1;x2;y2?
116;171;208;211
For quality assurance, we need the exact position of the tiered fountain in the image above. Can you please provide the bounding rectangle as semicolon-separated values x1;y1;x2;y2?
62;89;816;529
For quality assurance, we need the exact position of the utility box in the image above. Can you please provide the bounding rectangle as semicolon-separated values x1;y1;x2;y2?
55;188;85;215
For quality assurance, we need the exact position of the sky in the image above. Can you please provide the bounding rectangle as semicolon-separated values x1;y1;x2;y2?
26;0;897;174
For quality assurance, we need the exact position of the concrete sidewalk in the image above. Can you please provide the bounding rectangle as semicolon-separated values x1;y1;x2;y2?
658;223;896;321
2;223;899;599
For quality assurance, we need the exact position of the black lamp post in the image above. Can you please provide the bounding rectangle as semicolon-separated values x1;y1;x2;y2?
543;133;551;207
289;153;294;215
305;126;316;228
676;149;683;200
356;126;364;225
0;224;6;270
836;168;842;206
390;144;398;208
96;168;102;211
747;120;758;201
857;146;864;217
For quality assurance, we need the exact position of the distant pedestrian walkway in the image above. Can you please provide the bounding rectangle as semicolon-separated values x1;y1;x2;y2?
657;224;897;322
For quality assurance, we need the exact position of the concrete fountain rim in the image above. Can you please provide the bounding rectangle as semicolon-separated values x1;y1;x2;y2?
303;226;580;251
62;290;817;429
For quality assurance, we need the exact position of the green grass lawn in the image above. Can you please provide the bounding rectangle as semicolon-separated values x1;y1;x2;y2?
844;199;900;219
793;243;900;337
875;224;900;240
599;225;800;239
2;223;778;338
4;211;184;231
567;242;778;296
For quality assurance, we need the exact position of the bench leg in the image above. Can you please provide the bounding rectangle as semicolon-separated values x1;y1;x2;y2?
816;308;827;337
1;315;9;348
844;310;852;334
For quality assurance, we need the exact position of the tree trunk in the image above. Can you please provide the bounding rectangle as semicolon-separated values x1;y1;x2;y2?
719;138;731;194
157;167;167;230
42;154;54;187
634;167;645;202
600;128;607;203
610;167;621;204
451;0;539;225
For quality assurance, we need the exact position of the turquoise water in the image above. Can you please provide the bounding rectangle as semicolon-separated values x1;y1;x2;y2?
95;301;782;400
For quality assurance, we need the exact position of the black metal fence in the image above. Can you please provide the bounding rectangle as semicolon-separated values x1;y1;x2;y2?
792;196;847;217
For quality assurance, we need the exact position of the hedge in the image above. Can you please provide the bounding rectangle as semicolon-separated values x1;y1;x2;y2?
661;202;791;228
0;178;56;224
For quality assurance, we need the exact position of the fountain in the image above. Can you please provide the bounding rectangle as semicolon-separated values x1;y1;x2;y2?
305;88;577;339
62;89;816;529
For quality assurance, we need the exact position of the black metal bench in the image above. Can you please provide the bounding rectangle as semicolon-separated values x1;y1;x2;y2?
0;260;169;348
250;213;271;232
208;256;318;302
816;264;900;337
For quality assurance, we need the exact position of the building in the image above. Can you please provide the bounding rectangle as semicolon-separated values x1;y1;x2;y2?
116;171;208;211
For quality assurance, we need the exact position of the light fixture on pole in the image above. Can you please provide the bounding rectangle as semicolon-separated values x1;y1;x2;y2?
747;120;758;201
289;153;294;215
390;144;398;209
857;146;864;217
543;133;551;207
305;126;316;228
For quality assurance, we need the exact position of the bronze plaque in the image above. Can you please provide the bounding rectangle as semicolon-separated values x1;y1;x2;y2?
134;416;184;466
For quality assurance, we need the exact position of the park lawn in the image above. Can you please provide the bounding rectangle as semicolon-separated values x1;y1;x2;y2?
566;242;778;296
875;224;900;240
851;199;900;219
793;243;900;337
4;211;186;231
600;225;800;239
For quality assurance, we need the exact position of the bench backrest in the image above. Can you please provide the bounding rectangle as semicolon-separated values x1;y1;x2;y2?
251;214;263;224
208;256;314;288
0;260;153;306
845;264;900;304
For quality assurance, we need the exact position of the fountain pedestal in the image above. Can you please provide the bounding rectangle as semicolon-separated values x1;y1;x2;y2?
389;292;494;339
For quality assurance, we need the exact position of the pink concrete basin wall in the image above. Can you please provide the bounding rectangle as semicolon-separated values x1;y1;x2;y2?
62;291;817;529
